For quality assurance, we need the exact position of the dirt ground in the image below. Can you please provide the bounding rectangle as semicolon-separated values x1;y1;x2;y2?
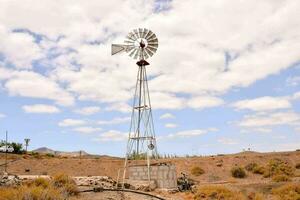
1;150;300;199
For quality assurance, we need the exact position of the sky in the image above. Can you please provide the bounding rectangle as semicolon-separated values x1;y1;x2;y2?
0;0;300;156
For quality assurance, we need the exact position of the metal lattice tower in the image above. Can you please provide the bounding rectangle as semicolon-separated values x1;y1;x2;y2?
111;28;159;184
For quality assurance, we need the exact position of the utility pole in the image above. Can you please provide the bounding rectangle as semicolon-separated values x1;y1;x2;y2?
5;131;8;173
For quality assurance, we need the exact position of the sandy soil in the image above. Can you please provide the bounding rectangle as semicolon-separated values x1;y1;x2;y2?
1;151;300;199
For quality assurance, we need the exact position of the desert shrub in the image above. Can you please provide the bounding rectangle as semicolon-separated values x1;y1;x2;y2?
31;177;51;188
0;175;78;200
245;162;258;171
191;166;205;176
272;174;290;182
247;192;264;200
46;153;54;158
296;163;300;169
0;185;63;200
263;158;294;178
252;166;265;175
194;185;246;200
52;173;79;195
231;166;246;178
272;183;300;200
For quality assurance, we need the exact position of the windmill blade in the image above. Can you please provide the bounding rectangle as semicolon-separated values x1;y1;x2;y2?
134;48;140;59
129;48;137;58
127;32;136;40
143;51;149;59
147;46;157;53
148;43;158;49
111;44;127;55
125;45;135;52
143;29;151;39
141;28;148;38
147;34;157;41
145;48;154;57
148;38;158;44
145;30;154;40
133;29;140;39
138;28;144;38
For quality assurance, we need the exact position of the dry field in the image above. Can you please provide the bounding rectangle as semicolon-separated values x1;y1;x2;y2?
1;150;300;199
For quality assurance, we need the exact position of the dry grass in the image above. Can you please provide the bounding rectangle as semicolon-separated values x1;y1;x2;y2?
0;174;78;200
191;166;205;176
272;183;300;200
272;174;290;182
263;158;294;178
194;185;246;200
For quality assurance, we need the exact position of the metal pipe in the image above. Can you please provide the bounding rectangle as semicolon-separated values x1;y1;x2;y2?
80;188;166;200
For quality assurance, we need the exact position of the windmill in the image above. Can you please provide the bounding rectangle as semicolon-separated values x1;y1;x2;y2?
112;28;159;184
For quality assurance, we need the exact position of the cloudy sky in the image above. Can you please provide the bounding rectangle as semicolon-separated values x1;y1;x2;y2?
0;0;300;156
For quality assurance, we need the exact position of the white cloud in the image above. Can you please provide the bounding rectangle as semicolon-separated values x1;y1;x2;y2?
58;119;86;127
94;130;127;141
232;96;291;111
0;0;300;112
74;106;101;115
286;76;300;86
187;96;224;109
97;116;130;125
105;102;132;113
0;113;6;118
150;92;186;110
73;126;102;134
237;111;300;127
165;123;178;128
3;70;74;106
159;113;175;119
162;129;207;139
22;104;60;114
0;25;42;68
241;127;272;134
218;138;238;145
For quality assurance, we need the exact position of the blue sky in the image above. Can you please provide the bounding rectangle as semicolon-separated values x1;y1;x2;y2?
0;0;300;156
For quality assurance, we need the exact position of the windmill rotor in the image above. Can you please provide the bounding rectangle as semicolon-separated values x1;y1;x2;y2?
111;28;158;60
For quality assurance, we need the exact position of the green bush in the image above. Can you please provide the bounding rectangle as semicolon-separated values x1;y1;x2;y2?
191;166;205;176
231;166;246;178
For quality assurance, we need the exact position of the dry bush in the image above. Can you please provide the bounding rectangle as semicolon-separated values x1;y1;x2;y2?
272;183;300;200
252;166;265;175
247;192;264;200
52;173;79;195
296;163;300;169
272;174;290;182
263;158;294;178
194;185;246;200
231;166;246;178
245;162;258;172
191;166;205;176
0;174;78;200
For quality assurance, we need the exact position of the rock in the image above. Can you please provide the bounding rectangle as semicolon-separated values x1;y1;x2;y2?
125;180;156;191
0;174;21;186
73;176;116;188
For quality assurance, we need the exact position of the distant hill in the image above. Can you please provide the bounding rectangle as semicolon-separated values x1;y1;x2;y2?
33;147;89;157
33;147;55;154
